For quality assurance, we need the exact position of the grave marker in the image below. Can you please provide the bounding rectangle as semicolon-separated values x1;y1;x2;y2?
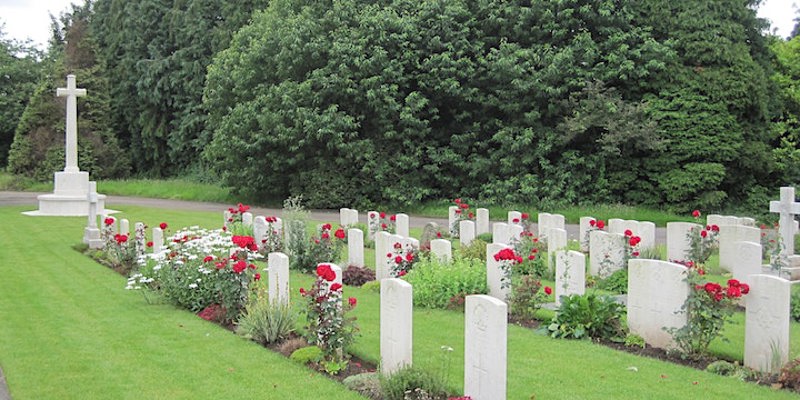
555;250;586;306
589;230;625;278
627;259;689;350
348;228;364;267
578;217;595;252
476;208;490;235
732;241;763;282
381;278;413;375
375;231;391;280
430;239;452;263
460;220;476;247
464;295;507;400
493;223;510;245
268;252;290;306
745;274;791;373
666;222;701;262
718;225;760;272
395;213;410;238
769;187;800;257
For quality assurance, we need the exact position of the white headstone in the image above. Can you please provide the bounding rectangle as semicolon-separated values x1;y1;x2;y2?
448;206;459;236
537;213;552;238
268;252;290;306
486;243;512;301
460;220;476;247
493;223;510;245
732;241;763;282
627;259;689;350
395;213;410;238
719;225;761;272
254;216;268;245
547;228;568;272
152;227;164;254
83;182;101;248
119;218;130;237
555;250;586;307
508;224;523;245
476;208;490;235
242;212;254;227
464;295;507;400
770;187;800;257
345;228;363;266
408;238;420;250
745;274;791;373
223;210;232;229
380;278;413;375
508;211;522;226
430;239;452;263
578;217;595;252
347;209;359;226
638;221;656;250
666;222;702;262
589;230;625;278
607;218;625;233
375;231;391;280
551;214;565;231
339;208;351;226
368;211;380;240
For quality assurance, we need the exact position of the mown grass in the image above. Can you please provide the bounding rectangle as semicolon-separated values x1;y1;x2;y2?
2;204;799;399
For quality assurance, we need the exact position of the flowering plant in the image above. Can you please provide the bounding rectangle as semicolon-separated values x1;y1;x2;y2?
307;223;345;267
510;212;533;231
387;240;419;277
368;211;395;237
300;264;358;372
257;216;283;255
493;247;523;290
513;231;547;278
450;198;475;237
622;229;642;260
683;210;719;265
134;222;147;258
583;218;606;245
509;275;551;320
128;226;262;321
667;269;749;357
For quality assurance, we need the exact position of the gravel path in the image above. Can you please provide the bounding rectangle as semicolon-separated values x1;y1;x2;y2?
1;191;667;243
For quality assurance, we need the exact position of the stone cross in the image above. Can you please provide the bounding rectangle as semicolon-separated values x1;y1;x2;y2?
56;75;86;173
769;187;800;257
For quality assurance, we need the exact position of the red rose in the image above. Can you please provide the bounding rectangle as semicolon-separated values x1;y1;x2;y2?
216;262;225;270
321;232;330;240
394;242;402;249
394;256;403;264
468;212;474;219
455;209;461;214
232;260;247;274
330;283;342;292
348;297;357;307
397;270;407;277
203;255;213;263
528;255;535;260
146;241;153;248
390;214;396;222
238;203;250;213
254;273;261;281
104;217;114;226
370;212;377;219
322;223;332;231
454;198;461;204
544;286;552;295
334;228;346;239
379;212;386;219
405;253;414;262
381;223;388;229
460;203;469;209
632;251;640;257
316;264;336;281
521;213;529;220
513;218;520;223
726;285;742;298
436;232;442;238
740;283;750;294
596;220;605;229
299;288;307;296
700;230;708;238
624;229;632;237
711;225;719;232
692;210;701;218
589;219;596;227
159;222;168;230
727;279;740;288
249;263;257;270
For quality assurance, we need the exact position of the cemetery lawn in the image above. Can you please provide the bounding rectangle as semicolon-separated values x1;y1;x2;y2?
1;204;799;399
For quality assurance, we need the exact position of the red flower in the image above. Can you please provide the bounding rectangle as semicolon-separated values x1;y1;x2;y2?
254;273;261;281
632;251;640;257
596;220;605;229
397;270;407;277
460;203;469;209
334;228;346;239
232;235;257;250
521;213;529;220
114;234;128;244
454;198;461;204
232;260;247;274
513;218;520;223
394;242;402;249
387;253;393;258
697;268;705;275
104;217;114;226
700;230;708;238
348;297;357;307
528;255;536;260
266;216;277;223
249;263;257;270
727;279;740;288
394;256;403;264
544;286;552;295
146;241;153;248
692;210;701;218
468;212;474;219
159;222;168;230
405;252;414;262
203;255;213;263
238;203;250;213
726;285;742;298
390;214;397;222
629;237;640;246
370;212;377;219
711;225;719;232
589;219;596;227
713;292;723;302
299;288;307;296
436;232;442;238
741;283;750;294
454;209;462;214
215;262;225;270
330;283;342;292
322;223;332;231
316;264;336;281
321;232;330;240
379;212;386;219
624;229;632;237
381;223;388;229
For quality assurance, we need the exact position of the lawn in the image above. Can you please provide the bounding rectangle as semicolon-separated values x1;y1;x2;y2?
1;203;798;399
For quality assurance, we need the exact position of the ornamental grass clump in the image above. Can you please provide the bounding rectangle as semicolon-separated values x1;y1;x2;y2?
667;268;749;358
299;264;358;374
236;286;295;345
127;225;263;322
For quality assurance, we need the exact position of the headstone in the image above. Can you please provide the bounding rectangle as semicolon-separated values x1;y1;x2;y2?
741;217;756;227
548;228;568;272
589;230;625;278
745;274;791;373
732;241;763;282
408;238;420;250
104;215;118;235
537;213;552;238
578;216;595;252
627;259;689;350
380;278;413;375
460;220;476;247
476;208;490;235
607;218;625;233
375;231;391;280
508;211;522;226
395;213;410;238
268;252;290;306
464;295;507;400
430;239;452;263
340;208;359;227
551;214;566;231
769;187;800;257
719;225;761;272
419;222;441;251
493;223;510;245
83;182;102;248
638;222;656;250
508;224;523;245
223;210;232;229
368;211;380;240
348;228;364;267
666;222;701;262
134;222;145;257
242;212;254;227
555;250;586;307
119;218;130;237
448;206;459;236
486;243;512;301
707;214;743;227
254;216;268;245
152;227;164;254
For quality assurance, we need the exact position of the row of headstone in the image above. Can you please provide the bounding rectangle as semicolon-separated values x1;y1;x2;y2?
339;208;359;227
374;231;420;278
607;219;656;250
448;207;491;237
537;213;565;242
626;258;792;373
492;223;523;246
707;214;756;228
589;230;625;278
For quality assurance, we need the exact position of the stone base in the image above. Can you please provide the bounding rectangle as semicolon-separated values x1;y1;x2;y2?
83;227;104;249
23;193;108;217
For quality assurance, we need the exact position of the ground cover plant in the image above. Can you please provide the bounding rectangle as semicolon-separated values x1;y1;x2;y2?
3;203;800;399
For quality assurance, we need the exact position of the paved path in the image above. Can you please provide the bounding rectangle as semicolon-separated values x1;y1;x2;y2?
0;191;667;243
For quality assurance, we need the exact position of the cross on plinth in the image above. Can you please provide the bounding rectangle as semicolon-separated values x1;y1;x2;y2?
770;187;800;257
56;75;87;173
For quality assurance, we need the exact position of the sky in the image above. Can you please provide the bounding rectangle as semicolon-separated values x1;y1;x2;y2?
0;0;798;51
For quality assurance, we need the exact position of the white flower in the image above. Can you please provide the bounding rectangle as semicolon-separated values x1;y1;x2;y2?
189;283;198;289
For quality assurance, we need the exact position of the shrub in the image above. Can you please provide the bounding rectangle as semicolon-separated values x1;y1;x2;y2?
476;233;492;243
624;333;645;349
509;276;550;321
546;293;626;342
380;366;452;400
596;268;628;294
404;257;487;309
779;358;800;391
343;264;376;287
361;280;381;293
458;239;486;262
705;360;738;376
290;346;323;365
236;289;295;345
791;288;800;323
343;373;382;400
